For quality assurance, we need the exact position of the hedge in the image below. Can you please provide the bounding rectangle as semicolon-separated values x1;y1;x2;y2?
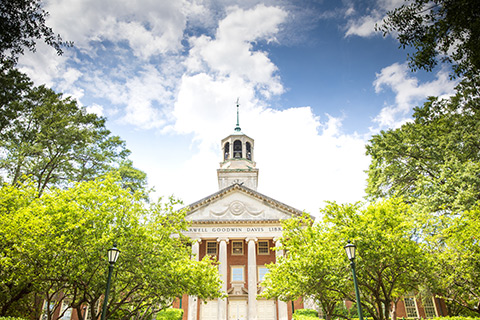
0;318;28;320
417;318;480;320
293;308;319;319
156;308;184;320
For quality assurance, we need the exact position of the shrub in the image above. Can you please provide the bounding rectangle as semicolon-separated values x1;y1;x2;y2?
156;308;184;320
434;317;480;320
293;308;319;319
0;318;28;320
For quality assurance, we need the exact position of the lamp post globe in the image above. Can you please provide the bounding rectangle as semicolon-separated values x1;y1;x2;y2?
344;242;356;261
344;241;364;320
107;245;120;264
101;244;120;320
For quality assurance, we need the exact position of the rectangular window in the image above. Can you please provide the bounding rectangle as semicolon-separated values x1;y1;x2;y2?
257;241;269;255
85;300;100;320
206;241;217;255
258;266;269;282
232;241;244;255
404;296;418;318
231;266;244;282
423;297;437;318
59;300;72;320
40;300;56;320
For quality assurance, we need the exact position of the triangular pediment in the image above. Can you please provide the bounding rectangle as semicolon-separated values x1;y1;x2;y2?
185;184;305;223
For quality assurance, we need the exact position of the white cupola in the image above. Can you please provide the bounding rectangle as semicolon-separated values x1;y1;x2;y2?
217;101;259;190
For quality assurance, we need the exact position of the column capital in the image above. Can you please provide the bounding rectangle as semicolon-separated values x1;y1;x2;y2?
245;237;257;243
217;237;229;243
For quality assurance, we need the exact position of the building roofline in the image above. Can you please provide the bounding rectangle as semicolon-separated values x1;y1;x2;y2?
184;183;314;220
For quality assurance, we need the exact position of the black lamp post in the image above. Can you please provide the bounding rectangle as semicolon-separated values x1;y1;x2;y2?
344;241;364;320
101;244;120;320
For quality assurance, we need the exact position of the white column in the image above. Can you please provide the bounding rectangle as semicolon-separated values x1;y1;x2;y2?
275;238;288;320
188;239;200;320
218;238;229;320
247;238;258;320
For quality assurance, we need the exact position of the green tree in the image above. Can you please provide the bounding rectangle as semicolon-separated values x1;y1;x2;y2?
323;199;429;320
0;175;222;319
0;182;40;317
0;0;70;64
365;75;480;215
0;68;146;196
377;0;480;78
426;206;480;315
262;199;428;320
261;214;348;320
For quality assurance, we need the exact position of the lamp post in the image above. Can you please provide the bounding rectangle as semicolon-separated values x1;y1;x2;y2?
344;241;364;320
101;244;120;320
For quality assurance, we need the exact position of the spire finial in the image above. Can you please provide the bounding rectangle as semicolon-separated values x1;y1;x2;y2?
234;98;241;132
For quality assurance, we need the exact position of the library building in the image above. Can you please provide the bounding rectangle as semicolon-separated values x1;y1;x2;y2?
176;119;307;320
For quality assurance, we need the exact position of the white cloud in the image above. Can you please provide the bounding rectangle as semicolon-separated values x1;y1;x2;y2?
344;0;404;37
161;97;370;216
184;5;286;97
17;41;69;87
45;0;192;58
86;104;104;117
373;63;457;128
345;11;382;37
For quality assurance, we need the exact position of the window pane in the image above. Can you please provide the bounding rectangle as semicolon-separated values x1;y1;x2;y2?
404;297;418;318
232;241;243;255
258;267;269;281
423;298;437;318
258;241;269;254
207;242;217;255
232;267;244;281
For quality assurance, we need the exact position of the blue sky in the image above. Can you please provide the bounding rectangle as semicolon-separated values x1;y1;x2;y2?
18;0;457;216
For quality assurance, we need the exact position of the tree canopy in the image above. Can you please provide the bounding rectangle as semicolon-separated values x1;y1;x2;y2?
425;205;480;315
0;175;222;319
261;214;348;320
0;66;147;196
262;198;429;320
377;0;480;78
0;0;70;64
365;75;480;215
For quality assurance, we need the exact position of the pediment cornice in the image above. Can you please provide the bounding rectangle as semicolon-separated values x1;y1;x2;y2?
184;183;311;220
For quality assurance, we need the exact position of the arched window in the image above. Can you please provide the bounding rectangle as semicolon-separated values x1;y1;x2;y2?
246;142;252;160
224;142;230;160
233;140;242;158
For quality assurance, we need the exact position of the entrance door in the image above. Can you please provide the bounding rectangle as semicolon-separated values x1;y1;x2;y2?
257;300;276;320
200;300;218;320
228;299;247;320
